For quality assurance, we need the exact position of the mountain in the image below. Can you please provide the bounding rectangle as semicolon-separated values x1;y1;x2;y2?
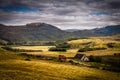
72;25;120;37
64;29;80;32
93;25;120;35
0;23;120;44
0;23;72;43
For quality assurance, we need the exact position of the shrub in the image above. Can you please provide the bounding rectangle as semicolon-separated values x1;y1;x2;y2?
95;56;102;62
56;42;70;48
25;58;31;61
89;55;102;62
89;55;94;62
78;47;106;52
2;46;42;52
107;43;120;48
2;46;13;51
49;47;66;52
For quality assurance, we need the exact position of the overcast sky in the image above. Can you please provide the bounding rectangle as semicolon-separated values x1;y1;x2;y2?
0;0;120;30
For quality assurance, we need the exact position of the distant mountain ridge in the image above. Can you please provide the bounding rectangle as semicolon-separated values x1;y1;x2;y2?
73;25;120;37
0;22;120;44
64;29;80;32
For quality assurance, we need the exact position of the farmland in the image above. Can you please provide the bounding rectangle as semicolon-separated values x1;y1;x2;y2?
0;47;120;80
11;36;120;57
0;36;120;80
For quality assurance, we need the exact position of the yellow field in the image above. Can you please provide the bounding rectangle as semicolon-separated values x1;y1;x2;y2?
0;59;120;80
12;46;120;58
0;39;120;80
10;36;120;58
0;52;120;80
68;38;116;45
11;46;76;57
68;37;120;48
12;46;54;51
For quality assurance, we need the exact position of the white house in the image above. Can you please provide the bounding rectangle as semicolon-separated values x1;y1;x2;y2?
74;53;89;61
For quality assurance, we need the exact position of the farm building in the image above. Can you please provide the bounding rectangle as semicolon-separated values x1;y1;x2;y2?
74;54;89;61
58;55;67;62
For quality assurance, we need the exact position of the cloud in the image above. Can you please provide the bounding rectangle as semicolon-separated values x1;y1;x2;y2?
0;0;120;29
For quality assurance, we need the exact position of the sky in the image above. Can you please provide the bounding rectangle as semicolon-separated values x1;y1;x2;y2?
0;0;120;30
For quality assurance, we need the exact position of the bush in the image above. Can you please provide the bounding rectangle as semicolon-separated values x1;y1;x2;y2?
95;56;102;62
107;43;120;48
49;47;66;52
89;55;94;62
2;46;42;52
25;58;31;61
78;47;107;52
89;55;102;62
56;42;70;48
2;46;13;51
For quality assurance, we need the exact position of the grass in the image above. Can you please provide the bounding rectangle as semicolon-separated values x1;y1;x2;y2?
11;37;120;57
68;37;120;49
13;47;120;58
0;59;120;80
0;48;20;61
0;42;120;80
12;46;54;51
12;46;76;57
82;48;120;56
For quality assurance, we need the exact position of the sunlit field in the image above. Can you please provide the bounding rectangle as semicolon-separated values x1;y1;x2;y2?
11;36;120;57
11;46;76;57
0;36;120;80
12;46;54;51
0;47;120;80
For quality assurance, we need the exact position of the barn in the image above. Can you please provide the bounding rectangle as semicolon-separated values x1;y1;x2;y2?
74;54;89;61
58;55;67;62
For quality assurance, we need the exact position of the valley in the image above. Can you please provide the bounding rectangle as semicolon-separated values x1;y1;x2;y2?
0;35;120;80
0;0;120;80
0;23;120;80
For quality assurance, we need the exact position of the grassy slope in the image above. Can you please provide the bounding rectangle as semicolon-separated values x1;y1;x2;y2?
12;36;120;57
68;36;120;56
68;37;120;48
0;48;120;80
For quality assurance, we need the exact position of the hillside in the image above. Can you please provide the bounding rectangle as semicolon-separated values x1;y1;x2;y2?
0;23;71;43
72;25;120;37
67;35;120;56
0;23;120;44
0;47;120;80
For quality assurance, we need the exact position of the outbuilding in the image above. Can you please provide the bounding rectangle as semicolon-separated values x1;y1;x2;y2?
74;53;89;61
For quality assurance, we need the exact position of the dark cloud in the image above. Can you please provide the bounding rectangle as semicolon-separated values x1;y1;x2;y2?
0;0;120;29
108;1;120;9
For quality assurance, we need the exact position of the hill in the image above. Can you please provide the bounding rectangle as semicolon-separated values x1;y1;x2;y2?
93;25;120;35
0;23;120;45
72;25;120;37
67;35;120;56
0;23;71;43
0;47;120;80
64;29;80;32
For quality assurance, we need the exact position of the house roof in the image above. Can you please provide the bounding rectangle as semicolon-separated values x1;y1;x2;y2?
74;54;85;59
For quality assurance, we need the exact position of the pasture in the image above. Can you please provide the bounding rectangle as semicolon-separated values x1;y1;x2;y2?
0;36;120;80
0;47;120;80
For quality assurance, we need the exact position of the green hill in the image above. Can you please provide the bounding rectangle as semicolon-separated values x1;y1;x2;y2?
0;23;71;43
0;23;120;45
